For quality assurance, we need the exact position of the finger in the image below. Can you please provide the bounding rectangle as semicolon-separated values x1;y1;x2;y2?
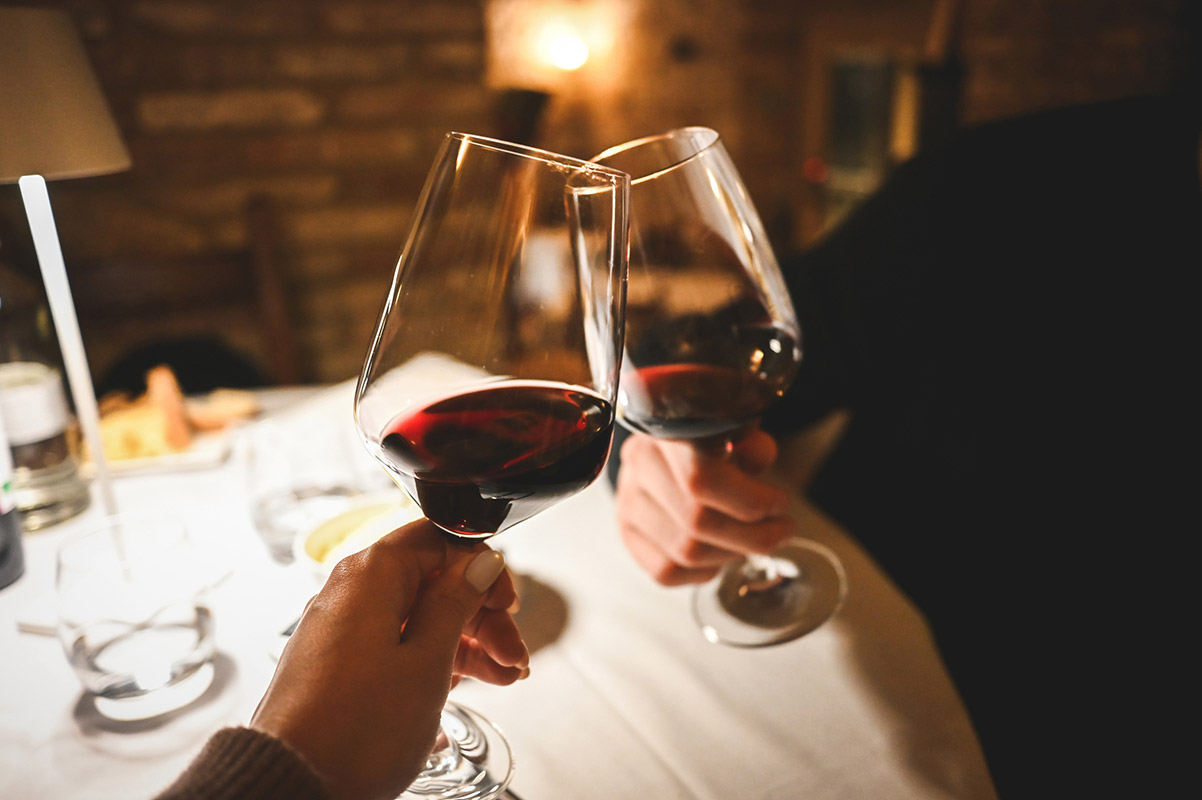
615;433;681;499
729;427;779;475
615;437;738;582
618;523;723;586
684;507;797;556
480;567;518;612
327;518;460;639
619;440;796;556
465;607;528;668
401;549;507;658
454;638;529;686
616;473;740;567
660;440;792;523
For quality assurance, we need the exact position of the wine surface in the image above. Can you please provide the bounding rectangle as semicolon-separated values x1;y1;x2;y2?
620;320;798;440
618;363;784;440
379;381;614;537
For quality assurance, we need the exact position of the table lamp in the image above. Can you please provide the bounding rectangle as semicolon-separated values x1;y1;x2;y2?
0;6;132;520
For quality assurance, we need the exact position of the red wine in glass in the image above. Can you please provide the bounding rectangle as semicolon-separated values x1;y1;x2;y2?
593;126;846;648
353;131;629;798
378;381;614;538
618;326;799;443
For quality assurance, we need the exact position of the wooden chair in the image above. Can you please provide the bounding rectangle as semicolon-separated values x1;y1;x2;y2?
65;193;303;396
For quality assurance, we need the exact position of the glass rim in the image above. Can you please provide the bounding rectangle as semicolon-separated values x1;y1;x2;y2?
446;131;630;185
589;126;722;185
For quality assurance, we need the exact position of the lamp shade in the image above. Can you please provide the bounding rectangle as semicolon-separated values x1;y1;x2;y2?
0;7;130;184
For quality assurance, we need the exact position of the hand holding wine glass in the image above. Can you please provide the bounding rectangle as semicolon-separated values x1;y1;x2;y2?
354;132;629;798
613;425;799;583
248;522;522;800
593;127;846;648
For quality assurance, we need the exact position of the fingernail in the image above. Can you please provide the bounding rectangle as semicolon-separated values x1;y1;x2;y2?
466;550;506;594
518;666;531;680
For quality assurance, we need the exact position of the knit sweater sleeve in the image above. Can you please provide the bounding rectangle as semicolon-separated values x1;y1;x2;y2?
153;726;330;800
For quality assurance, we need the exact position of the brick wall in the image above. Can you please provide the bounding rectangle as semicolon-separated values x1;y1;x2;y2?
2;0;497;384
0;0;1188;385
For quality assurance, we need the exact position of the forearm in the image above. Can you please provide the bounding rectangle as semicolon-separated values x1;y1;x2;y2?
153;727;330;800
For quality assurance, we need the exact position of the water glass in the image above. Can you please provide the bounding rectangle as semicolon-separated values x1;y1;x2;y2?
56;513;217;719
240;392;394;564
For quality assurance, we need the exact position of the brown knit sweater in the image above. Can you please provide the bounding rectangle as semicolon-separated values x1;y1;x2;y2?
153;727;330;800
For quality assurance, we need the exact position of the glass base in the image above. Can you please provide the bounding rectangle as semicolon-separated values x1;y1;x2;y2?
399;703;514;800
692;538;847;648
93;660;216;722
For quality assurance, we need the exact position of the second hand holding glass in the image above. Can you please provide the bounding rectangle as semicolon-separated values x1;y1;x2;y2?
592;127;847;648
354;132;629;800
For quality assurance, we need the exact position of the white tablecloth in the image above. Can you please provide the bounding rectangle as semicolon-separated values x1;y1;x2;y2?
0;386;996;799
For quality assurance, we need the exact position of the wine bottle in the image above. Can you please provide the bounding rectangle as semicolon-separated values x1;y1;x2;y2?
0;409;26;590
0;266;90;530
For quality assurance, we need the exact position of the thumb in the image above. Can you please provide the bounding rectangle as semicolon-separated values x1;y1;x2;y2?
402;549;506;655
730;428;779;475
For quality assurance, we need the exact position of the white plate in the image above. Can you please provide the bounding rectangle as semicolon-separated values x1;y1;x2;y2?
293;491;423;579
79;430;232;477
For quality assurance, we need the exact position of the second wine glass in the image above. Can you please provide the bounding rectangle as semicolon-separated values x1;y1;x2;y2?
354;132;629;799
592;127;847;648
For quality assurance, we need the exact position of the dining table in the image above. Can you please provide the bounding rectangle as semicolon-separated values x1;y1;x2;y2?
0;381;997;800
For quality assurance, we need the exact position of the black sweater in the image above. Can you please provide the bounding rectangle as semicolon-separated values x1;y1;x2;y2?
765;92;1201;796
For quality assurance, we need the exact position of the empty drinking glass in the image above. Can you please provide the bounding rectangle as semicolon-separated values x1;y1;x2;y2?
240;385;398;564
56;512;219;720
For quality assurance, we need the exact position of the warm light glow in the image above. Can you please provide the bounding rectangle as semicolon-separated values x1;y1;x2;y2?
485;0;629;93
542;26;589;71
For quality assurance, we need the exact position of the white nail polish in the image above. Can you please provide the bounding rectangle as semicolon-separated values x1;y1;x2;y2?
466;550;505;593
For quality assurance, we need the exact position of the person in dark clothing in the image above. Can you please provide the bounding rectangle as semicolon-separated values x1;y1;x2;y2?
610;88;1200;796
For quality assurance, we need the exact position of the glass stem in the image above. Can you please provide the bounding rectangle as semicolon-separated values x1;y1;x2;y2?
739;552;785;594
418;724;460;781
699;423;790;595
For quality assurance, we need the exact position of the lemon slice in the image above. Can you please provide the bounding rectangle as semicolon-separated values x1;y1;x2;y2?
296;493;423;573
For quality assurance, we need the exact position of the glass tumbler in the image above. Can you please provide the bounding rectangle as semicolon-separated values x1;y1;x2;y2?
56;513;218;720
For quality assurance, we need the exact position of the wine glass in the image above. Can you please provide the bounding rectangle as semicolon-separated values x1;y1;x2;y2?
592;127;847;648
354;132;629;799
